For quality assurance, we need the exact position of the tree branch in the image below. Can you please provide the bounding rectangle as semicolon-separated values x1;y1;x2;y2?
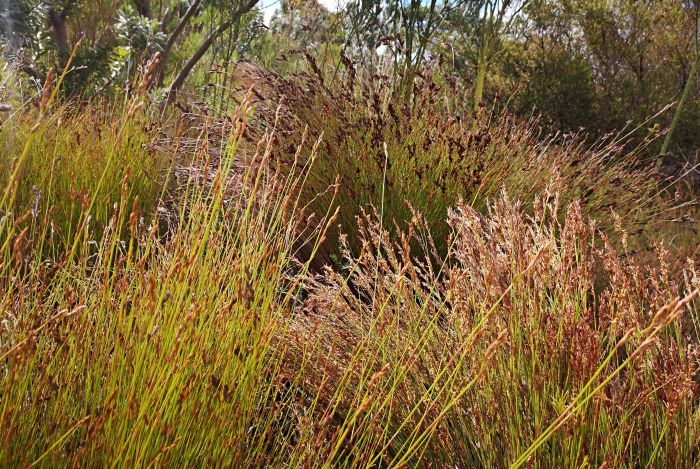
157;0;202;86
165;0;259;105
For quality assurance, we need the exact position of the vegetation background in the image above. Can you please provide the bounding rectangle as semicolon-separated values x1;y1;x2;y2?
0;0;699;467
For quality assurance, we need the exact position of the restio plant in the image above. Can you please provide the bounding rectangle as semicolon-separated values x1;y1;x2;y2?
0;88;698;466
218;61;671;266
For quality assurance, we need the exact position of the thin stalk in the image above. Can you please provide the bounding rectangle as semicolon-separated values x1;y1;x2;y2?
657;54;699;167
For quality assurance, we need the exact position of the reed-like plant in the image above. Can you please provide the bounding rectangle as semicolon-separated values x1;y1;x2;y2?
0;71;697;467
219;62;673;266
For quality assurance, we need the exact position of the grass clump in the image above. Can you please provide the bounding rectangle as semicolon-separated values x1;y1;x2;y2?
280;193;699;467
0;103;167;254
0;97;330;466
0;87;698;466
224;62;671;264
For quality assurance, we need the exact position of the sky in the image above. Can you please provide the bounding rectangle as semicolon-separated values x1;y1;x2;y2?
260;0;348;24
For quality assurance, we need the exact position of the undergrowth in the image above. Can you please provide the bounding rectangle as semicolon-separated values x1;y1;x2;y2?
0;76;699;467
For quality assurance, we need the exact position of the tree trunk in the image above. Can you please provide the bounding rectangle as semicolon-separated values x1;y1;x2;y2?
133;0;151;18
165;18;234;105
48;8;69;59
658;54;699;167
473;55;487;115
473;4;491;122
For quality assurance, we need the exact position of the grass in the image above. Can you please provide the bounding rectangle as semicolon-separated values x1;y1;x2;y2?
0;75;699;467
224;63;677;265
0;104;167;252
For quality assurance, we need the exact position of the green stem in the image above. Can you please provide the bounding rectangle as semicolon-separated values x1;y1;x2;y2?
658;55;699;167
